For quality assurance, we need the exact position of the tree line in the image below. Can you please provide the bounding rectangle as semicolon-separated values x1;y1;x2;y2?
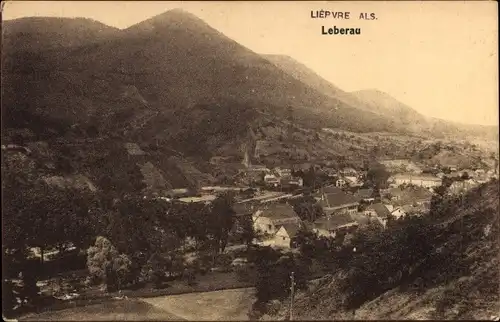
2;157;242;315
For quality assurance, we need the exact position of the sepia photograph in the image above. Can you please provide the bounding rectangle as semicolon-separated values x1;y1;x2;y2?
2;0;499;320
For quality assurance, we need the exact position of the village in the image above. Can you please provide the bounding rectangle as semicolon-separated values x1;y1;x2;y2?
149;147;500;252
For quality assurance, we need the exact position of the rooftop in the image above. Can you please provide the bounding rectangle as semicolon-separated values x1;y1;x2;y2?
366;203;392;219
257;203;300;222
356;188;375;199
386;186;433;206
321;185;343;194
314;213;358;231
178;195;216;203
279;223;301;238
391;173;442;181
319;192;360;209
233;202;258;215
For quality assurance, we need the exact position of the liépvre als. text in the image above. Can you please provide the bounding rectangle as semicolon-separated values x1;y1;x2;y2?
311;10;377;20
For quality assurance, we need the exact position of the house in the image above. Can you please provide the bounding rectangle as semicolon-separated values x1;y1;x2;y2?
288;177;303;187
355;188;376;203
274;167;292;178
165;188;192;199
318;191;360;216
292;163;312;172
385;186;433;207
341;167;358;176
274;223;301;248
280;177;303;189
389;173;442;188
380;159;423;174
252;203;301;235
313;185;343;200
233;202;259;217
324;168;338;177
344;176;360;186
336;178;347;187
3;144;32;155
385;204;407;219
448;180;478;195
364;203;392;227
178;195;217;204
474;169;486;175
313;214;359;238
249;164;269;172
264;174;280;187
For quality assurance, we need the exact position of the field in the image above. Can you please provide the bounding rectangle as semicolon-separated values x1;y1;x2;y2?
19;288;256;321
142;287;256;321
20;299;184;321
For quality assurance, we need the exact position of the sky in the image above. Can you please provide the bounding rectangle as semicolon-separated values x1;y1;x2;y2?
4;1;499;126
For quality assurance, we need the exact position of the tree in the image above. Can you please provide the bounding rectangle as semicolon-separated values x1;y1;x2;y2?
240;215;256;250
86;236;132;291
112;254;133;290
294;227;318;260
254;251;309;305
366;162;390;189
142;252;170;288
291;196;323;222
20;267;41;307
207;193;236;260
338;215;434;309
461;172;470;180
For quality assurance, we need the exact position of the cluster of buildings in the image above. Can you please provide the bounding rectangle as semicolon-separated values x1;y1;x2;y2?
231;181;432;250
230;158;500;250
262;166;304;189
152;153;498;250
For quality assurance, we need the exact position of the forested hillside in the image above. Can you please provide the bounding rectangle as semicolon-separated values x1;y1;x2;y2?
262;180;499;320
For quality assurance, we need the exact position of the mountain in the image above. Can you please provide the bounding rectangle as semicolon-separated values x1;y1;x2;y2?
353;89;498;140
2;17;121;53
2;10;497;190
263;55;498;141
353;89;425;120
262;55;347;103
2;10;406;141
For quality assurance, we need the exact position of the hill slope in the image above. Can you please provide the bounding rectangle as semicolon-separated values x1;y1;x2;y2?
2;10;405;145
353;89;498;140
263;54;497;141
267;180;499;320
3;11;497;189
2;17;121;53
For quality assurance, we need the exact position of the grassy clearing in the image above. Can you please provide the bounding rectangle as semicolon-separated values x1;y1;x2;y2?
20;299;184;321
142;287;256;321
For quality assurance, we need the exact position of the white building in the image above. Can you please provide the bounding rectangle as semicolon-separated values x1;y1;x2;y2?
389;173;442;188
252;203;301;235
274;224;300;248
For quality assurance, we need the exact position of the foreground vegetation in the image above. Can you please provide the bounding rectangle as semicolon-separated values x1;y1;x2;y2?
256;180;499;320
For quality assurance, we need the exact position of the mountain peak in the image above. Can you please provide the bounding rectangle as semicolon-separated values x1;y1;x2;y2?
125;8;210;33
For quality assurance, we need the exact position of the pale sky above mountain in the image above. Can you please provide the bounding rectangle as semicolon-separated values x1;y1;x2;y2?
4;1;498;126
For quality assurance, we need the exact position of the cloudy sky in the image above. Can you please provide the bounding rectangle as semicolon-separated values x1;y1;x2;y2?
4;1;498;126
